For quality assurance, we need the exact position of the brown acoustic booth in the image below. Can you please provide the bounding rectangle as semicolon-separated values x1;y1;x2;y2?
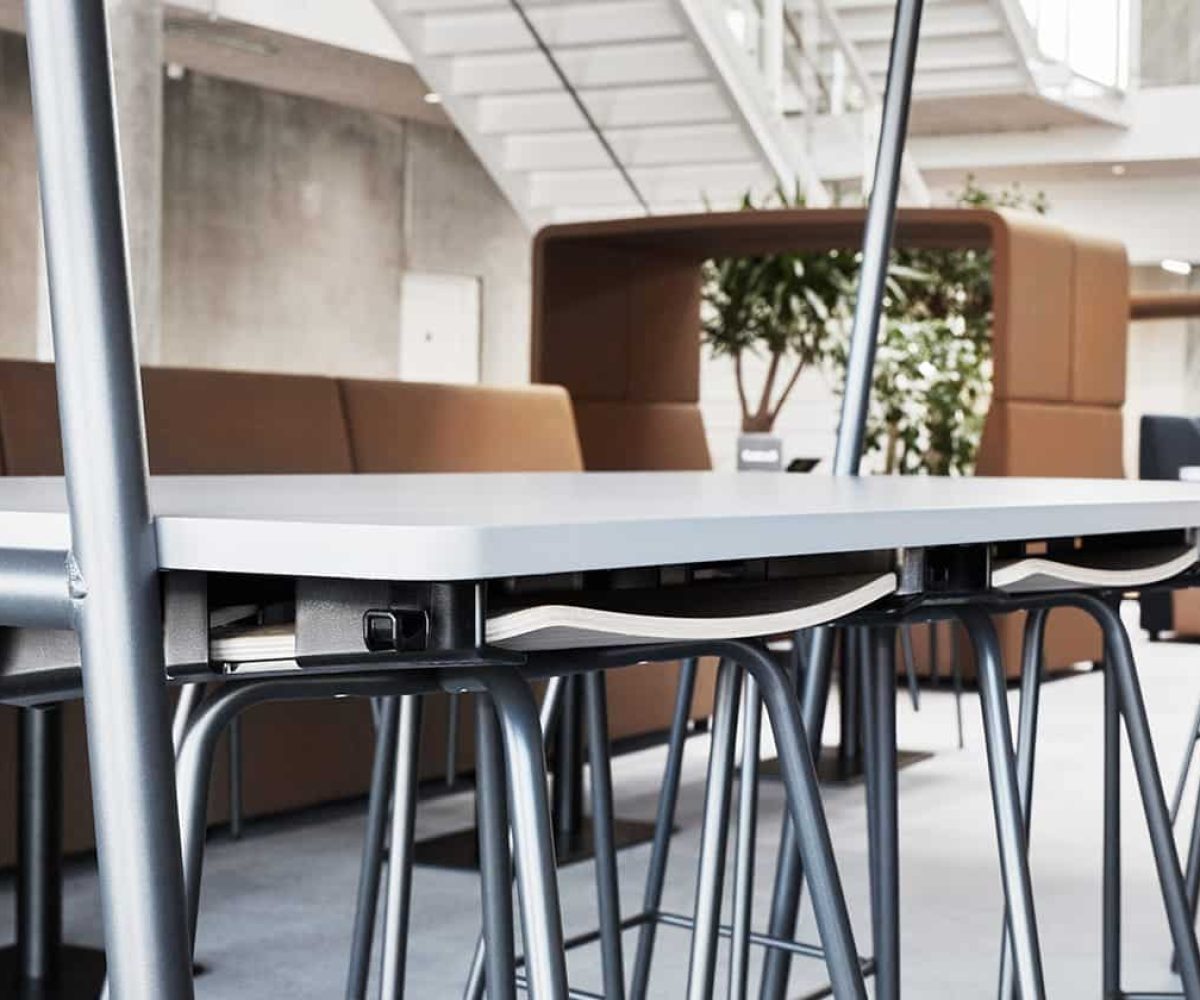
532;207;1131;678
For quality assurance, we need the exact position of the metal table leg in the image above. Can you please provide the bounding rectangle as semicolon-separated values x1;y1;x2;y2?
347;697;402;999
584;671;626;1000
379;695;423;998
474;694;517;1000
998;608;1046;999
1104;647;1122;999
0;705;107;998
870;629;899;1000
687;661;741;1000
961;608;1046;1000
729;673;762;1000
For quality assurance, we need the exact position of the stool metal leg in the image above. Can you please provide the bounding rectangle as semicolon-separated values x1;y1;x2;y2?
348;696;402;999
998;608;1046;1000
871;629;899;1000
730;641;866;1000
584;671;626;1000
1103;651;1122;999
630;657;699;1000
475;671;569;1000
464;676;565;1000
1169;694;1200;823
687;660;742;1000
1179;768;1200;974
1079;595;1200;996
729;672;762;1000
759;625;836;999
379;695;423;999
859;634;881;965
961;608;1046;1000
475;694;517;1000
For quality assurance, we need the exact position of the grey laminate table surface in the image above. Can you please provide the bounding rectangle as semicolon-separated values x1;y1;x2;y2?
2;473;1200;581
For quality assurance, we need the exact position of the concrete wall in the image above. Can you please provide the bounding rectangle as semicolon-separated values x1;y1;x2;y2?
0;31;531;383
1142;0;1200;86
0;32;38;360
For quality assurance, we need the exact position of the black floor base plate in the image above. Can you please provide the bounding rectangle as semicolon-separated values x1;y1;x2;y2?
752;746;933;785
414;816;659;871
0;945;107;1000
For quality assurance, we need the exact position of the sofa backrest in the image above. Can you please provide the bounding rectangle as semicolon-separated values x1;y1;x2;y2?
340;378;582;473
0;360;583;476
0;360;356;475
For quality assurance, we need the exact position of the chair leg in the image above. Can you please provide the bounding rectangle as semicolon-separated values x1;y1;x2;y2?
759;626;837;1000
1077;595;1200;997
475;671;569;1000
687;660;742;1000
1169;693;1200;823
1176;759;1200;974
347;697;402;1000
474;694;517;1000
998;608;1047;1000
583;671;626;1000
379;695;423;999
629;657;699;1000
727;640;866;1000
960;608;1046;1000
729;672;762;1000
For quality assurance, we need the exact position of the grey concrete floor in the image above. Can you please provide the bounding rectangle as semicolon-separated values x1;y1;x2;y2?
5;607;1200;997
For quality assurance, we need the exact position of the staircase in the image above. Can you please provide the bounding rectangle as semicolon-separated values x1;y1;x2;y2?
372;0;830;228
793;0;1132;135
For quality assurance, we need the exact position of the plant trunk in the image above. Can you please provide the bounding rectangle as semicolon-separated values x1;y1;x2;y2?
742;411;775;434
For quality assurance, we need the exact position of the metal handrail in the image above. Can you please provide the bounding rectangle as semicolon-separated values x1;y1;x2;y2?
507;0;650;215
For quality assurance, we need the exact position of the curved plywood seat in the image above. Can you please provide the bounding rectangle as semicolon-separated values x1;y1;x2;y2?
211;572;898;662
992;544;1197;594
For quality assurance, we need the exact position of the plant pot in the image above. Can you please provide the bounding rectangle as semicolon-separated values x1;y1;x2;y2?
736;432;783;472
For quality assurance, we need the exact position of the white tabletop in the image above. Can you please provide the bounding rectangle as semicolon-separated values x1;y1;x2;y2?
4;473;1200;581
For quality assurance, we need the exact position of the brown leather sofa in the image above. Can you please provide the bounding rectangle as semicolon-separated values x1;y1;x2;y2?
0;361;695;865
531;208;1132;678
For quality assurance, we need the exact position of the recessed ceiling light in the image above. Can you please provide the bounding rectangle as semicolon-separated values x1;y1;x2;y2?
423;92;442;105
1111;163;1126;176
165;62;186;81
1162;259;1193;276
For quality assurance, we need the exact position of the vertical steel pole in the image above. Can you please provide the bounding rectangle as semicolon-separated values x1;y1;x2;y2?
24;1;193;996
831;0;924;475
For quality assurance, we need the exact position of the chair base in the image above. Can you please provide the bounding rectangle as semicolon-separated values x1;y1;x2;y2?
0;945;106;1000
414;816;659;870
